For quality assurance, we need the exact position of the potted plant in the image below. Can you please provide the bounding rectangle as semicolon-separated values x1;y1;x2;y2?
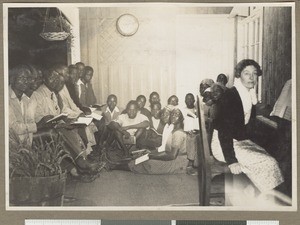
9;129;73;206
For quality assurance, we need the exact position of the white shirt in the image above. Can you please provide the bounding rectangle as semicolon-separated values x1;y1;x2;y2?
158;123;174;152
105;106;120;119
152;117;160;130
59;85;82;118
115;113;149;136
76;79;84;98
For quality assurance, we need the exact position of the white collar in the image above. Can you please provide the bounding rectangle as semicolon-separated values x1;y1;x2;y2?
77;79;84;85
234;78;257;105
105;106;120;114
9;86;29;100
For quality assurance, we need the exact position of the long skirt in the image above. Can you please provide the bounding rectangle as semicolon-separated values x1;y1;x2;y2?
211;130;284;192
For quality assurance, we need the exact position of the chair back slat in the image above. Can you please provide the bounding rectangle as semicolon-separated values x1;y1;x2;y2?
196;95;212;206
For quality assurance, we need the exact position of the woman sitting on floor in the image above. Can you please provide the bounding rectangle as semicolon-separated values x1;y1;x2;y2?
104;108;191;175
211;59;284;195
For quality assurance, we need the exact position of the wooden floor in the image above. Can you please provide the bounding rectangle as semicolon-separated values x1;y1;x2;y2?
64;170;199;206
63;169;291;208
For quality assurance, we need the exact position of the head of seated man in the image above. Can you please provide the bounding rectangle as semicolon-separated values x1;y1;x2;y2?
149;91;160;106
107;94;118;112
82;66;94;84
44;68;65;93
54;64;69;83
75;62;85;79
199;79;214;97
68;65;79;84
185;93;195;109
151;102;161;120
10;64;34;99
20;64;41;97
126;100;139;119
216;73;228;87
210;83;225;102
167;95;179;106
136;95;147;110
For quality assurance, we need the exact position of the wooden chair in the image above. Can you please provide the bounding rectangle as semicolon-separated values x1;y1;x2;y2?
196;95;231;206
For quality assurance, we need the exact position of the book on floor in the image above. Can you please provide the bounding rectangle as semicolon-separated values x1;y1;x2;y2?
135;153;149;165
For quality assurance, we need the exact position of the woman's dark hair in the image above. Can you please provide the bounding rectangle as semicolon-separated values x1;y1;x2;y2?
234;59;262;78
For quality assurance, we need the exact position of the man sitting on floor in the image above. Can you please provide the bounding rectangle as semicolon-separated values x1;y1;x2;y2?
136;95;152;121
96;94;123;147
137;102;165;149
108;100;149;157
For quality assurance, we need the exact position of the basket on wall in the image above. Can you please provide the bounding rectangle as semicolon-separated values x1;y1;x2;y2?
39;8;70;41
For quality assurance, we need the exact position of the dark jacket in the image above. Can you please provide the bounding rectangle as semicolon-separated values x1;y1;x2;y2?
66;81;91;114
215;87;256;165
79;82;97;107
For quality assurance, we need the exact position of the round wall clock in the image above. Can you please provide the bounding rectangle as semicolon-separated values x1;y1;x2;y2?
116;14;139;36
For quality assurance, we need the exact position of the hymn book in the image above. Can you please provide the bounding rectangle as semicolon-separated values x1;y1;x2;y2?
46;113;68;123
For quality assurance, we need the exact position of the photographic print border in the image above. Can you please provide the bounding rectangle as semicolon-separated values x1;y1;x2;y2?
1;0;299;224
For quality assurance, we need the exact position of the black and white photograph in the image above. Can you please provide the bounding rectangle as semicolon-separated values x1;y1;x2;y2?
4;2;296;210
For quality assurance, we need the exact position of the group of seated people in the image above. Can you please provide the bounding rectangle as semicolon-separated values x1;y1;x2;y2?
9;59;287;201
9;61;199;182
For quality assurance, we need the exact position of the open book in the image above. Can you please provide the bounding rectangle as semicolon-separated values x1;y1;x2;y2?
135;153;149;165
91;103;106;110
46;113;68;123
71;117;93;126
86;112;103;121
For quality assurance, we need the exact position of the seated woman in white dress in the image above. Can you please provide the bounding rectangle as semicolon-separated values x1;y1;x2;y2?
212;59;284;194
